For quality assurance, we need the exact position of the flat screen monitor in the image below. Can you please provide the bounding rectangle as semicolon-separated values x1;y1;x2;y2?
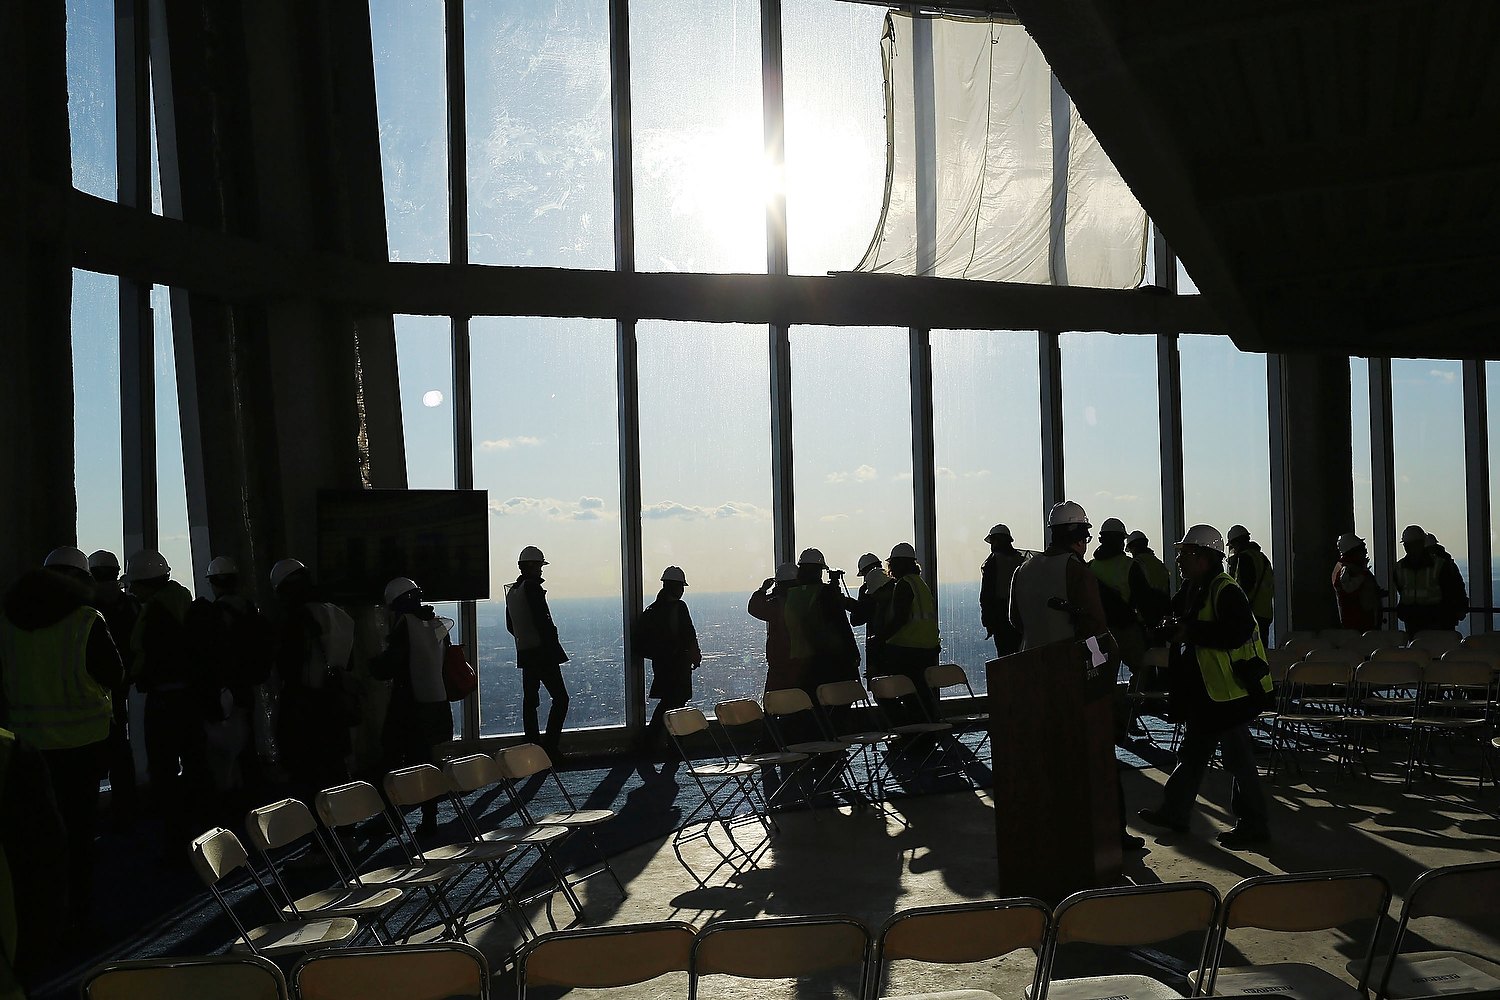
317;489;489;603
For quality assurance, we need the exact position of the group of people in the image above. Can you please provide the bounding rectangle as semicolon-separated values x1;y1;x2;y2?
1333;525;1469;634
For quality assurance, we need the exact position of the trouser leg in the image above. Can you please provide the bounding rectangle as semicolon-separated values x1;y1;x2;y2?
536;662;570;749
107;704;136;819
1158;722;1219;825
521;667;542;743
1219;723;1270;832
42;742;104;926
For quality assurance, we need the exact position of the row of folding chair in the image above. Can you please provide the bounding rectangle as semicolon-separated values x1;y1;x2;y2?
1278;628;1497;663
188;744;623;958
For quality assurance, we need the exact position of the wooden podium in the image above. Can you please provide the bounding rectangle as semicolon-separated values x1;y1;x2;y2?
987;638;1122;903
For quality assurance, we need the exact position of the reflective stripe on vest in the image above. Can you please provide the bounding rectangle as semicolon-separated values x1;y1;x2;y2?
1395;560;1442;606
0;608;112;750
1236;549;1274;620
1194;574;1274;704
1090;554;1133;604
784;585;822;660
887;574;939;649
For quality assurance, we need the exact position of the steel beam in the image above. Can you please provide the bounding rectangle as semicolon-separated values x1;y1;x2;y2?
1464;359;1491;632
910;327;938;585
1155;228;1184;583
1039;331;1065;529
1369;358;1397;609
1266;354;1291;639
770;326;796;565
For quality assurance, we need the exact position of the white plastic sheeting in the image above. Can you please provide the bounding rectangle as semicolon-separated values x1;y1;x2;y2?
855;13;1146;288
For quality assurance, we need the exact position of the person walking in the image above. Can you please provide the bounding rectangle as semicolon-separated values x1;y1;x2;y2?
87;549;139;826
979;525;1025;659
748;562;798;691
849;553;896;679
1089;518;1154;674
1332;533;1384;631
878;543;941;720
371;577;453;837
636;567;702;750
1226;525;1274;646
0;547;121;932
1394;525;1463;634
505;546;569;759
1138;524;1274;850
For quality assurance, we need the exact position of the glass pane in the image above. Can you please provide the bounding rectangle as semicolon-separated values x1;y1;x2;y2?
782;0;887;276
74;270;123;559
1176;258;1199;294
631;0;764;273
1391;358;1468;631
638;322;773;710
466;0;612;268
370;0;449;262
154;285;193;588
933;330;1042;692
1181;336;1270;547
66;0;116;200
791;326;913;576
471;318;623;734
395;316;455;490
1489;361;1500;631
1350;358;1373;544
1059;333;1161;540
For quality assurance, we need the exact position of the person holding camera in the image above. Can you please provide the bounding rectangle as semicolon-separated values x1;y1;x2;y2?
1138;524;1274;850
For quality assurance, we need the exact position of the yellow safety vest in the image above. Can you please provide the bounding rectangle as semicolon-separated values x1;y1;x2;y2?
887;574;939;649
1395;560;1442;606
129;581;193;681
784;585;822;660
1195;574;1274;703
0;728;17;1000
0;608;112;750
1234;548;1274;620
1090;554;1134;604
1134;550;1170;595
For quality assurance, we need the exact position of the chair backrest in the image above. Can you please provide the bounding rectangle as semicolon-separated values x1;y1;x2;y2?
495;743;553;780
1287;662;1354;687
665;707;710;737
384;764;452;807
244;798;318;852
1053;881;1219;947
1441;648;1500;669
1223;872;1389;932
522;922;697;991
1409;630;1463;653
1380;862;1500;999
317;781;387;830
1460;632;1500;651
1423;661;1494;688
1319;628;1363;649
877;898;1049;965
763;687;815;717
190;827;250;886
924;664;969;690
1305;648;1363;666
1354;661;1422;688
1371;648;1431;664
693;915;871;980
817;680;870;708
1281;637;1331;659
292;943;488;1000
444;753;502;793
715;699;764;726
84;955;288;1000
1364;629;1408;647
870;674;918;700
1280;630;1319;647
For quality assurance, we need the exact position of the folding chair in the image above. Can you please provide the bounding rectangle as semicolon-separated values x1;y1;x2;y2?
872;898;1051;1000
1343;661;1421;781
519;921;697;1000
1129;648;1181;750
1354;631;1407;657
1274;662;1353;776
82;954;287;1000
1305;648;1365;668
243;798;406;944
1200;871;1390;1000
868;674;961;790
1371;649;1433;663
1371;861;1500;999
762;688;862;802
692;914;872;1000
713;699;814;811
1036;881;1220;1000
925;663;993;760
188;827;360;956
493;743;626;897
1280;631;1320;647
1281;637;1332;660
1408;631;1464;659
291;942;488;1000
1319;629;1364;650
1411;662;1495;784
1459;632;1500;653
663;708;775;853
817;680;901;798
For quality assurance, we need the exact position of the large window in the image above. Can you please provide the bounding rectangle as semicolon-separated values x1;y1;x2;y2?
638;322;773;709
1180;335;1270;548
370;0;448;262
66;0;115;201
73;270;123;559
153;286;193;583
933;330;1041;686
1392;358;1469;624
470;318;623;734
1350;358;1373;545
394;316;455;491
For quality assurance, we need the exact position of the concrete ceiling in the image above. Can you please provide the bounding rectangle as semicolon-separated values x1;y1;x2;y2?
1009;0;1500;358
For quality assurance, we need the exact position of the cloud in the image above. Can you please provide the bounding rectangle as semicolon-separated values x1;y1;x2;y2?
641;500;771;522
1429;369;1457;383
480;436;541;451
578;496;604;509
820;513;850;522
855;464;878;482
491;496;619;522
964;469;992;479
894;472;912;481
1092;490;1140;502
936;466;957;479
827;464;880;484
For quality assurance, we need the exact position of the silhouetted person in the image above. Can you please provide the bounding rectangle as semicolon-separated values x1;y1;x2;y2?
506;546;569;758
1333;533;1384;631
878;543;940;720
849;553;896;679
748;562;798;691
88;549;139;825
636;567;701;750
1226;525;1274;646
980;525;1025;659
783;549;860;698
1089;518;1154;676
1394;525;1466;634
270;558;356;799
1126;530;1172;612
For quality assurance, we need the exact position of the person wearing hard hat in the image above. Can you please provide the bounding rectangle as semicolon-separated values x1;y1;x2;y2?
874;542;942;719
1126;531;1171;603
1393;525;1465;634
848;553;897;679
634;567;702;752
505;546;570;759
1138;524;1274;850
1332;533;1385;631
371;578;453;836
1009;501;1111;650
1425;532;1470;628
979;525;1026;659
783;549;861;697
88;549;141;826
1226;526;1274;647
748;562;799;691
1089;518;1157;674
0;546;122;933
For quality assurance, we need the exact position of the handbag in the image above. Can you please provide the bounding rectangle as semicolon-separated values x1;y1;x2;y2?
443;642;478;702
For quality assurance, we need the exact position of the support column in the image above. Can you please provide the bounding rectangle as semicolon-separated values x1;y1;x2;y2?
1369;358;1397;603
1039;331;1065;530
770;328;796;565
1157;334;1184;584
762;0;795;567
1463;360;1491;633
910;328;938;584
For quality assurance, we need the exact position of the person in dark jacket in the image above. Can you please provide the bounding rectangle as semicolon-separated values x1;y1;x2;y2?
636;567;702;749
877;544;939;721
0;726;69;993
1139;525;1274;850
979;525;1025;659
748;562;798;691
269;558;354;798
848;553;896;680
783;549;860;698
505;546;570;758
371;577;453;837
88;550;140;825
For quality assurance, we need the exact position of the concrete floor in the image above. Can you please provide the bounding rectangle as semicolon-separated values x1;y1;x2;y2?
456;757;1500;1000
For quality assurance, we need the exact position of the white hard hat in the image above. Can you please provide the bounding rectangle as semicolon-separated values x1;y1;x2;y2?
661;566;688;586
1100;517;1127;535
890;542;917;560
207;556;239;577
857;553;882;575
44;546;90;573
1126;530;1148;546
1047;500;1090;528
775;561;798;582
797;548;826;567
1337;532;1364;555
125;549;171;581
518;545;548;565
1175;524;1226;556
384;577;420;605
270;558;306;590
87;550;120;571
985;523;1012;542
1400;525;1426;544
1227;524;1251;543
